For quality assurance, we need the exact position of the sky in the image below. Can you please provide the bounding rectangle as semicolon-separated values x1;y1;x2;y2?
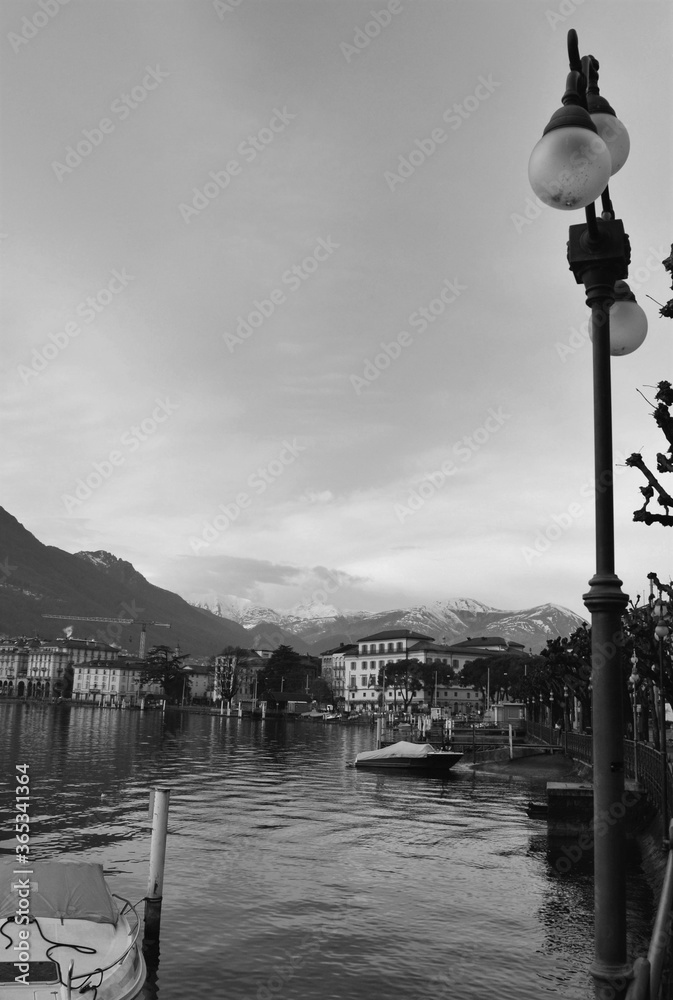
1;0;671;622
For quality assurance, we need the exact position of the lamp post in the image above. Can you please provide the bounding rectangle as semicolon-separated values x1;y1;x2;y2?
628;653;639;783
653;595;671;846
563;684;570;731
528;29;648;994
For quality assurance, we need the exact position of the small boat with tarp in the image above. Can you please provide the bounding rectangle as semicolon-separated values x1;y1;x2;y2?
353;739;463;773
0;861;146;1000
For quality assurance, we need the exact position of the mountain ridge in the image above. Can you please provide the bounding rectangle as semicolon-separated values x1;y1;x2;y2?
202;594;587;655
0;508;586;658
0;509;251;656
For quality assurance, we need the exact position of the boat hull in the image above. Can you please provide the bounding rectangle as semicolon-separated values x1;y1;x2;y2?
353;742;463;773
354;752;463;773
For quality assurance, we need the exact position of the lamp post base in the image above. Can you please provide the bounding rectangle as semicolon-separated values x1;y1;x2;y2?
590;960;633;1000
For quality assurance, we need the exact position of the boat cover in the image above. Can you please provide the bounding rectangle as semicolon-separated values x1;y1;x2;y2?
355;740;438;762
0;861;119;924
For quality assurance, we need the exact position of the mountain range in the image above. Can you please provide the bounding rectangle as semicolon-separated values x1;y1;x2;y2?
193;594;587;655
0;507;586;657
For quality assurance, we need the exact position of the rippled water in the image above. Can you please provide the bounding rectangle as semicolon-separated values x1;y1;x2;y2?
0;704;657;999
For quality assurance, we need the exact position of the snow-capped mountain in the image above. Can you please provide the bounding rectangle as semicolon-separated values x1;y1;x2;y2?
196;595;587;655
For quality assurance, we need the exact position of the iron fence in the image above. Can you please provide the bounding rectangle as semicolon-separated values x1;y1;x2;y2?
525;722;673;822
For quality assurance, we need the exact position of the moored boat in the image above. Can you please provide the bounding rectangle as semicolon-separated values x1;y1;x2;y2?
353;739;463;773
0;861;146;1000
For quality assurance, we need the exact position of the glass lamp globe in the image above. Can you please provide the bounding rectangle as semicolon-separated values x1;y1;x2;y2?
590;112;630;175
589;281;648;356
528;127;612;210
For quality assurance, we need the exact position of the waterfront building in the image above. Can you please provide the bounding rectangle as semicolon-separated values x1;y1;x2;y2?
71;656;162;704
340;628;516;714
320;643;356;704
0;636;119;698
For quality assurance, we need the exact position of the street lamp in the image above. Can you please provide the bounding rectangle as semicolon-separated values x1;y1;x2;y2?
653;596;671;845
628;653;640;782
563;683;570;733
528;29;649;993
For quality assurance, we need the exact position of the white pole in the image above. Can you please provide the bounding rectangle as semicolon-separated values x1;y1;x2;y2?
509;724;514;760
145;788;170;941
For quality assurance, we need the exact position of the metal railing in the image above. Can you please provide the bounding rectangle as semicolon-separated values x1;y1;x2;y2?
625;821;673;1000
524;722;673;998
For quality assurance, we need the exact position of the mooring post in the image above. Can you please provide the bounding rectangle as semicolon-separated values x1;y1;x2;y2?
144;787;170;943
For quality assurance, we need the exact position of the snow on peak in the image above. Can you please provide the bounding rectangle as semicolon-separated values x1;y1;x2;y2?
287;601;341;620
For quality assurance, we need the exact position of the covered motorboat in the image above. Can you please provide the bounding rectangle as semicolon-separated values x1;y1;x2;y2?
353;740;463;773
0;861;146;1000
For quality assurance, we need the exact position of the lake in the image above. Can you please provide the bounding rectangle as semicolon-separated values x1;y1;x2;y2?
0;703;658;999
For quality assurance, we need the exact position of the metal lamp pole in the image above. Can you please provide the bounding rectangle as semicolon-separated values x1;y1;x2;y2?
527;30;650;995
653;597;671;846
629;654;639;783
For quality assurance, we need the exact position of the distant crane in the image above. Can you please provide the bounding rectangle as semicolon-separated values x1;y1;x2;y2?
41;614;171;659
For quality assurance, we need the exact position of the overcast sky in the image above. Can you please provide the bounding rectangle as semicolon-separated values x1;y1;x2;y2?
2;0;671;621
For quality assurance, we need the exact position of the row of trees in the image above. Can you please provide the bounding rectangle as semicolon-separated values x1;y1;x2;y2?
141;643;332;706
457;590;672;748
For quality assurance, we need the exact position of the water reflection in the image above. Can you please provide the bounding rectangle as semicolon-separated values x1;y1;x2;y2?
0;703;657;1000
